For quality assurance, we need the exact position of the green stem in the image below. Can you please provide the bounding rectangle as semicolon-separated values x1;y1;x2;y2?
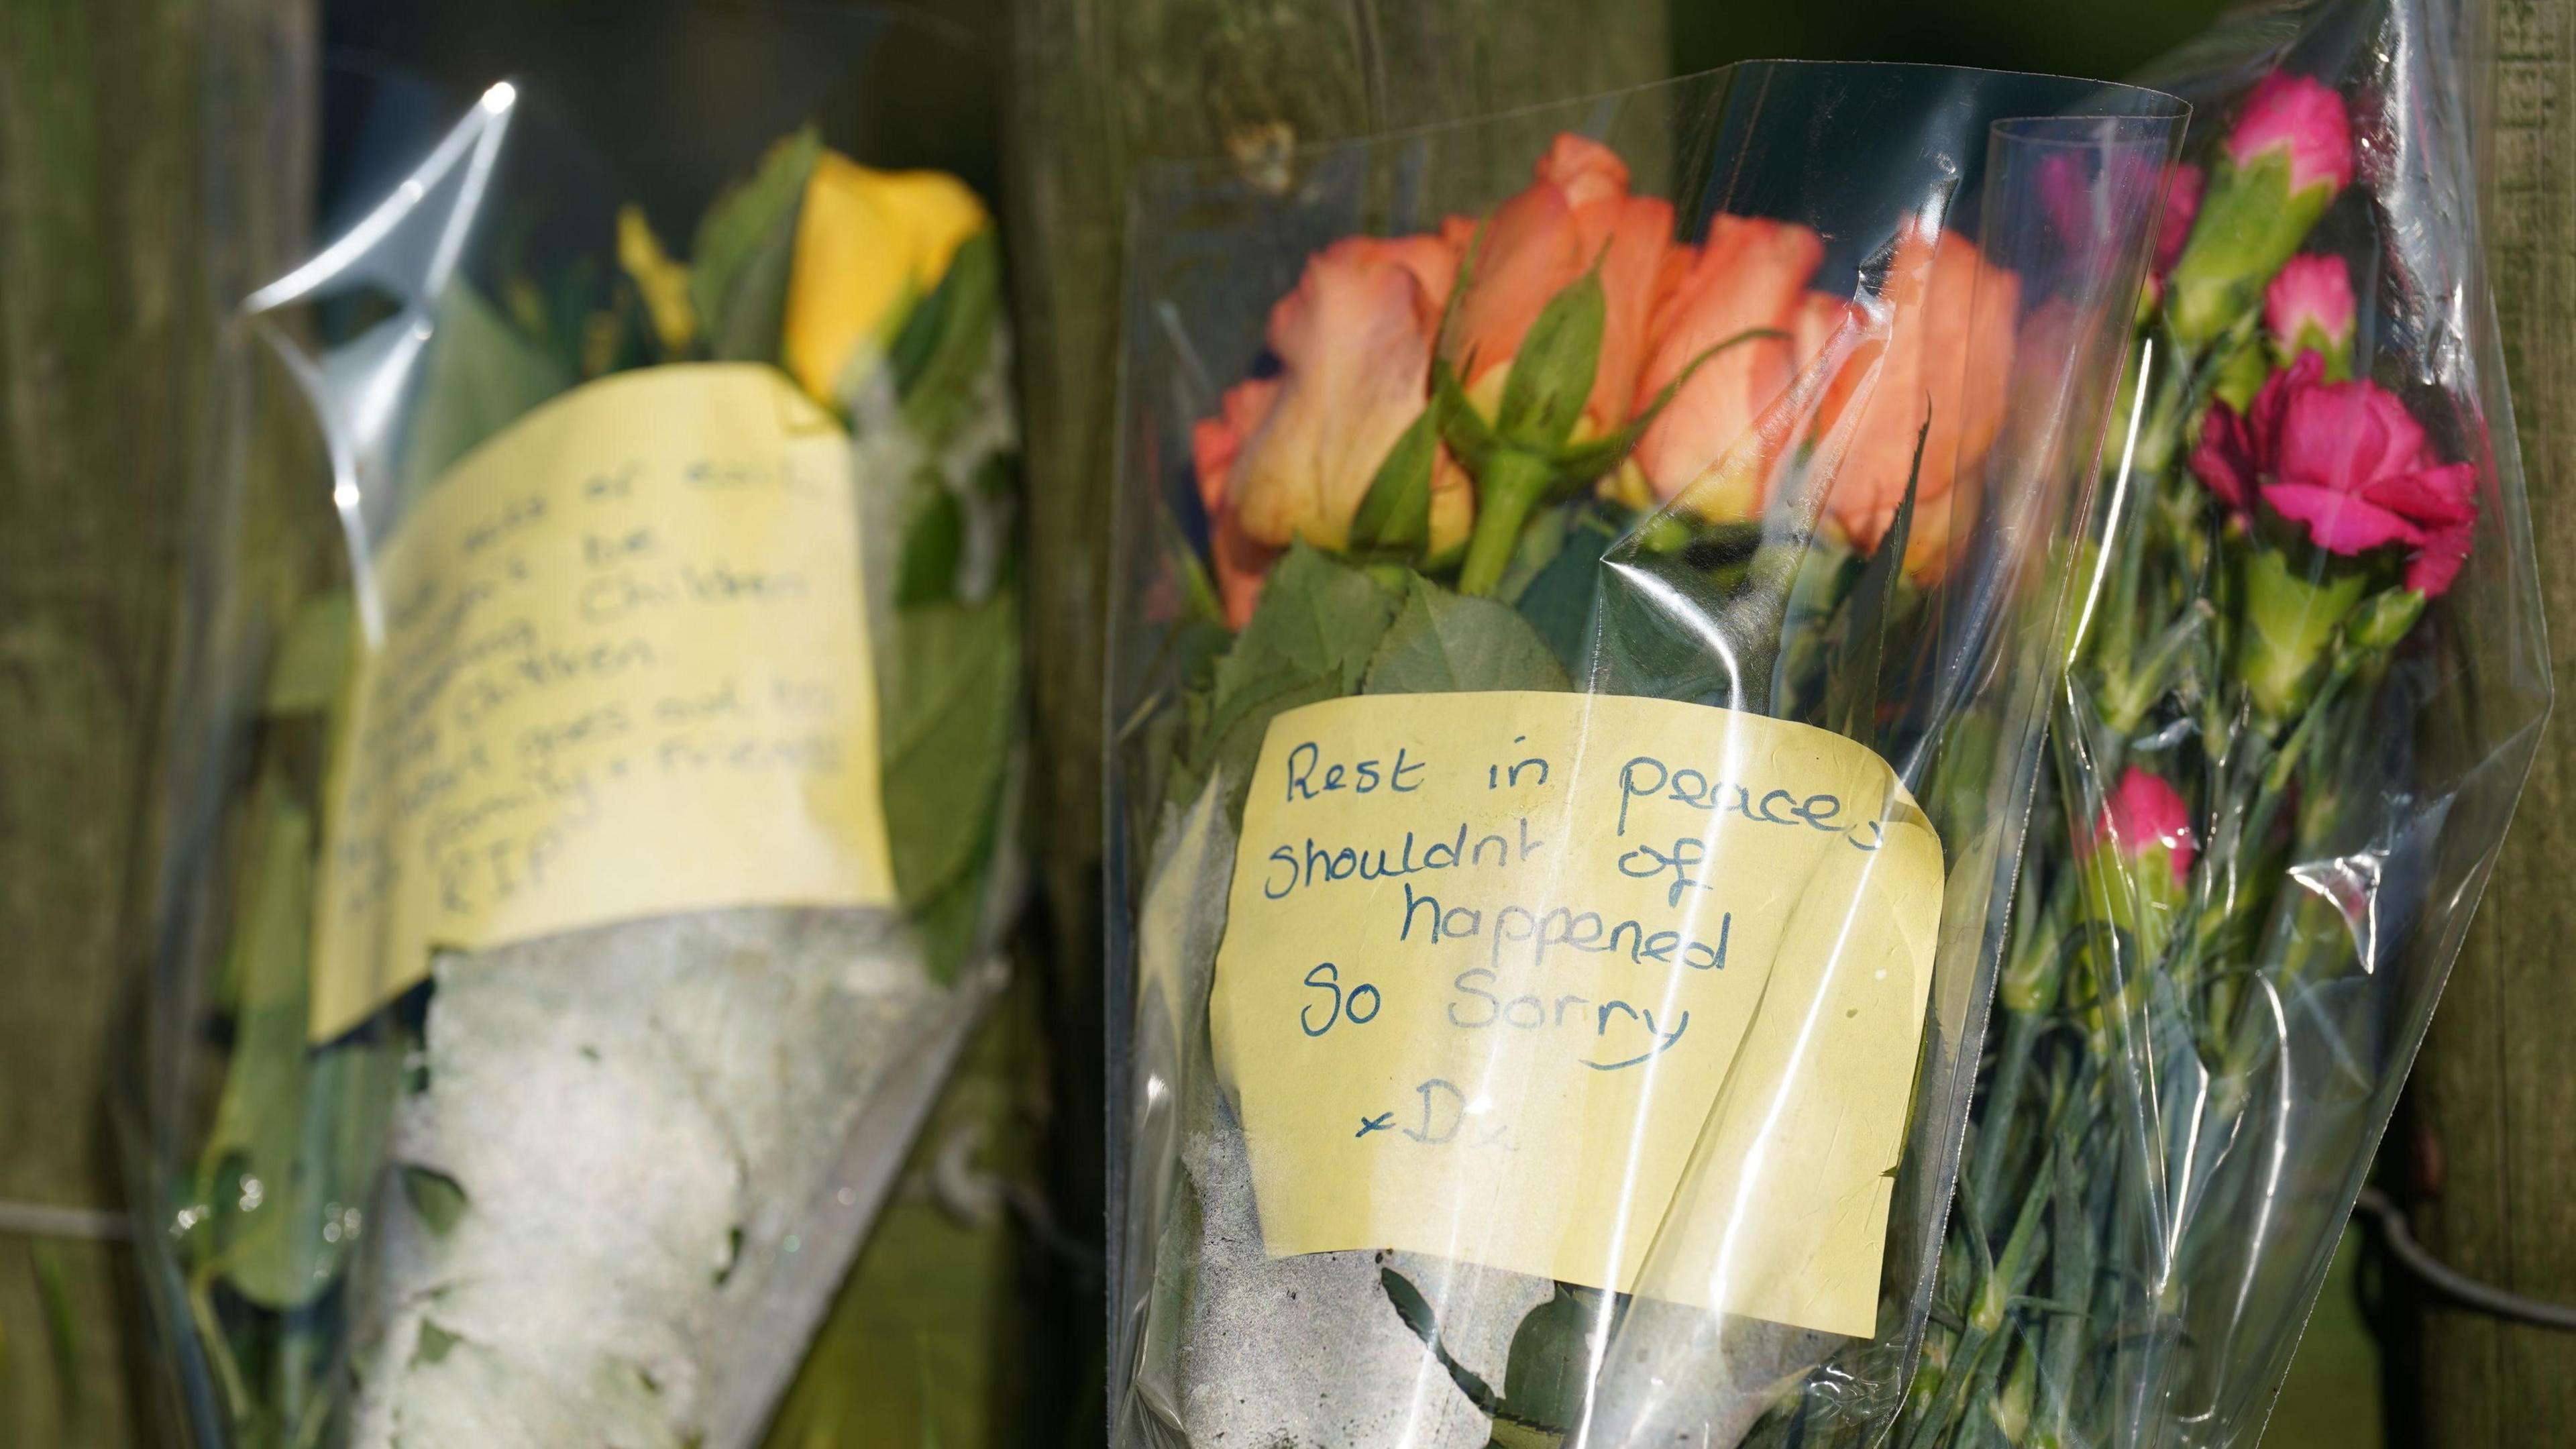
2102;603;2209;736
1457;449;1553;596
1970;981;2061;1236
2262;658;2357;796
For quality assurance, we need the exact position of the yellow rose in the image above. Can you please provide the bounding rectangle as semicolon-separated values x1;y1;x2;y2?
616;205;698;354
782;152;989;402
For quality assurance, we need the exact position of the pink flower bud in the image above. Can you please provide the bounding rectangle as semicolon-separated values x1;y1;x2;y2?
2090;767;2196;885
2263;253;2356;362
2155;162;2204;276
2227;74;2355;201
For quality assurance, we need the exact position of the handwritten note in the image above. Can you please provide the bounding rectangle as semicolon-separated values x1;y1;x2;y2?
309;364;896;1042
1210;691;1943;1336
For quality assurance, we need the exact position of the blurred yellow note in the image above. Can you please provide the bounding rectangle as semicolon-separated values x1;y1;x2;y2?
1210;691;1943;1337
309;364;895;1041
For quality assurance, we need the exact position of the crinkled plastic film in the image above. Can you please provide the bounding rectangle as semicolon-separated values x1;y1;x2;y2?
1895;2;2550;1446
127;13;1024;1449
1106;64;2186;1449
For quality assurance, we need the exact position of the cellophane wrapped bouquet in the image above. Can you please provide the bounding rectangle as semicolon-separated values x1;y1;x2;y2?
1884;1;2550;1446
130;23;1022;1449
1106;64;2189;1449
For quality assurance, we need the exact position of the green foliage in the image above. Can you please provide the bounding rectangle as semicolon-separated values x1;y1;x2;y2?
399;1165;470;1238
398;280;572;493
1377;1267;1499;1416
1496;1283;1615;1436
893;472;968;608
879;584;1021;984
182;778;396;1442
189;784;385;1314
888;229;1002;444
1494;271;1605;450
690;127;820;364
1362;576;1569;696
1344;407;1442;559
261;592;354;716
1517;511;1625;678
1165;544;1400;822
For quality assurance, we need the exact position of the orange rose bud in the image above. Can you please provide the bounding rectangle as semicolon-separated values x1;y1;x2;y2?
1628;214;1827;506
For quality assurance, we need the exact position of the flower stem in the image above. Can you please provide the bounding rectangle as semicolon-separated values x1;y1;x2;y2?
1458;449;1554;596
1968;1009;2043;1228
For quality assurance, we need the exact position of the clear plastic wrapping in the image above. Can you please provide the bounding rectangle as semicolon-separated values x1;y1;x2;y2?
1892;1;2550;1445
1105;64;2186;1449
127;13;1022;1448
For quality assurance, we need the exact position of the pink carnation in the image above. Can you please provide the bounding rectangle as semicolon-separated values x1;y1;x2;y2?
2089;767;2196;885
2264;253;2356;357
2190;352;2481;595
2034;154;2200;279
2228;73;2355;200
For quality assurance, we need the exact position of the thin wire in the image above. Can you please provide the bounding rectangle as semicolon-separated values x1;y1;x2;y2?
2355;1186;2576;1332
0;1200;131;1242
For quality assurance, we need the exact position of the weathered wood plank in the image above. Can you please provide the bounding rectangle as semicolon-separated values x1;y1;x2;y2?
2408;0;2576;1443
1;1;205;1441
0;0;314;1441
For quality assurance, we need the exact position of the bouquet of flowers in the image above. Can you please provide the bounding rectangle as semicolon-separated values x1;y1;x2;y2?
132;50;1022;1449
1106;64;2187;1449
1878;3;2550;1445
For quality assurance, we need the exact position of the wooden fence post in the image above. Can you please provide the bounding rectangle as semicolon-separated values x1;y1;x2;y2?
0;1;313;1442
2406;0;2576;1442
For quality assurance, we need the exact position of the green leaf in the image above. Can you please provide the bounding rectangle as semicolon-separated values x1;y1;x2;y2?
904;856;995;989
400;1165;470;1236
191;783;394;1312
1432;357;1498;476
891;229;1002;445
413;1321;463;1368
1494;270;1605;449
221;1036;397;1311
1172;543;1397;819
1378;1267;1500;1417
1498;1283;1611;1434
1513;509;1619;676
1362;576;1570;696
1218;542;1400;693
400;281;572;494
689;127;821;364
1345;406;1441;558
894;472;966;607
879;585;1021;979
192;784;311;1251
1171;672;1345;830
1824;413;1927;746
1552;325;1786;481
1491;500;1573;606
30;1240;83;1431
263;591;355;717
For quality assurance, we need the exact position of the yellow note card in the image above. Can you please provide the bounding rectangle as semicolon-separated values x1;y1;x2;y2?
309;363;896;1041
1210;691;1943;1337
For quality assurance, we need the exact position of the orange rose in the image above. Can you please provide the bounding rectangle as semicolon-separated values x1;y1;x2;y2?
1226;236;1462;552
1808;222;2019;578
1628;214;1827;503
1191;378;1283;629
1193;234;1472;624
1446;135;1674;433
